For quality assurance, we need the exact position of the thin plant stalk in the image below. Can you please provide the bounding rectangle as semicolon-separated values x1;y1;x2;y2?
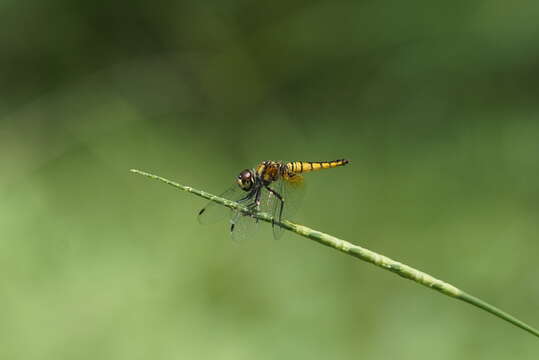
130;168;539;339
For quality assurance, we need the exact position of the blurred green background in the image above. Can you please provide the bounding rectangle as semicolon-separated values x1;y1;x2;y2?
1;1;539;359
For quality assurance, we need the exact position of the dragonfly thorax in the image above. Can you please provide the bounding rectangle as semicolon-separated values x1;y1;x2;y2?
256;161;282;184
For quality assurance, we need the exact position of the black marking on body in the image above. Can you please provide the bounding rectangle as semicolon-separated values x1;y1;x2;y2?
280;163;288;177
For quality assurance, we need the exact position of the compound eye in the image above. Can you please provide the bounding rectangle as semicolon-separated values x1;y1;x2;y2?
237;170;253;190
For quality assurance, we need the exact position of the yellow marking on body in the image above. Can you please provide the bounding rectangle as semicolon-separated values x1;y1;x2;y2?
255;164;265;176
287;162;299;173
290;162;301;173
285;159;349;174
267;166;279;181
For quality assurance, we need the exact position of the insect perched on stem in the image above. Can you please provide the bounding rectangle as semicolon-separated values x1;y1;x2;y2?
198;159;350;239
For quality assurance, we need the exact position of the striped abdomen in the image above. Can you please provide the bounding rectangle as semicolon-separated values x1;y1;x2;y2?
286;159;349;174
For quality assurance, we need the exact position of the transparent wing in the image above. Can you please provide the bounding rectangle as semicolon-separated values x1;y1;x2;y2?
257;186;278;215
229;208;259;242
197;185;244;224
198;184;260;241
268;174;306;239
228;186;275;240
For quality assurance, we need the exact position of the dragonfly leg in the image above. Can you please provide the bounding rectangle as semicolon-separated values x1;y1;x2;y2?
264;184;284;227
238;189;256;203
243;186;262;221
252;187;264;222
238;188;258;211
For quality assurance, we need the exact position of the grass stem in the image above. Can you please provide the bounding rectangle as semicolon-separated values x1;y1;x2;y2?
130;168;539;339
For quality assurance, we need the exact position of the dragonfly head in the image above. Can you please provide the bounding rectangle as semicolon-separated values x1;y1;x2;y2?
236;169;255;191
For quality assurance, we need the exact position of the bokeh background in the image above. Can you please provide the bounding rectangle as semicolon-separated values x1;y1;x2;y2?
1;1;538;359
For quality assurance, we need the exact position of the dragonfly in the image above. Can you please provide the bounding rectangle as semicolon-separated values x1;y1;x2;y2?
198;159;350;240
